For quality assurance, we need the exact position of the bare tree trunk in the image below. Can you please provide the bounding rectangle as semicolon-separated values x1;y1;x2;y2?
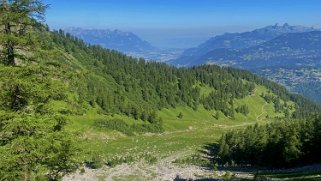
2;1;16;66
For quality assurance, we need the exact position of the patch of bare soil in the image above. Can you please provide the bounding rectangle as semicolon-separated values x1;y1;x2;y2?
63;152;214;181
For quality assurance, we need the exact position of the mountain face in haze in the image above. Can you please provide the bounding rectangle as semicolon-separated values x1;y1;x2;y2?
64;28;182;62
172;24;318;66
65;27;156;53
175;30;321;104
197;31;321;68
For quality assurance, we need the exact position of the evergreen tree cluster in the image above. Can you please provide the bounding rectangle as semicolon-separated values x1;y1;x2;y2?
261;93;292;115
235;105;250;116
49;30;321;121
213;116;321;168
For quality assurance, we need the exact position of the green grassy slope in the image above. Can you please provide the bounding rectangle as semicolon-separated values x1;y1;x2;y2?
5;29;317;166
35;30;321;166
65;84;286;164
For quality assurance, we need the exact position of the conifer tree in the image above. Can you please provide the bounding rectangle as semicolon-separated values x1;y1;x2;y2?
0;0;48;65
0;1;79;180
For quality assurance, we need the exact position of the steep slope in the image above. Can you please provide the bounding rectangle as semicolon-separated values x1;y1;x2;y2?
2;28;321;180
172;24;317;66
49;30;321;122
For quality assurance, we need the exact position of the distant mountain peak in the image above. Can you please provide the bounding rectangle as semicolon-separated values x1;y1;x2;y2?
273;23;290;27
64;27;156;53
253;23;318;34
171;24;319;66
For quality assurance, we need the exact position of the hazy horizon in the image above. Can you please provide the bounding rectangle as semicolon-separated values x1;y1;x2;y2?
45;0;321;48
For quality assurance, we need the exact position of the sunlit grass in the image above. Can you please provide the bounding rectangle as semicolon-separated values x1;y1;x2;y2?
66;85;287;163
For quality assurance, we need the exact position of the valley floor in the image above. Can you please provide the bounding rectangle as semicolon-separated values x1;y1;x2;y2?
63;87;303;180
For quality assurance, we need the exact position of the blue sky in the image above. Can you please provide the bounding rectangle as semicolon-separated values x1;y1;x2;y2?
44;0;321;48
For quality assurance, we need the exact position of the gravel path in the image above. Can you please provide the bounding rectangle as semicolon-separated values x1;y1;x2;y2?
63;154;321;181
63;151;213;181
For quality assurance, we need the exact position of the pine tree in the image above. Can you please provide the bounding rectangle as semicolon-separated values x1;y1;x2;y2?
0;0;48;65
0;1;79;179
177;112;183;119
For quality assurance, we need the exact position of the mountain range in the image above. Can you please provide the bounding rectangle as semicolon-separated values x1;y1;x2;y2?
196;31;321;68
65;27;156;53
171;23;318;66
170;24;321;104
64;27;182;62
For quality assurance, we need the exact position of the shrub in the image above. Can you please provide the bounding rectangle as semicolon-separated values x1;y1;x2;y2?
90;155;105;169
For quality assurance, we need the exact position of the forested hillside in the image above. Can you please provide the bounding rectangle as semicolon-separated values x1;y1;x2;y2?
1;1;321;180
49;30;321;121
172;30;321;105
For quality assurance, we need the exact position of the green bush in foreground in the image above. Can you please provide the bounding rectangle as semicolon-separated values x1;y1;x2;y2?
0;113;79;180
0;64;80;180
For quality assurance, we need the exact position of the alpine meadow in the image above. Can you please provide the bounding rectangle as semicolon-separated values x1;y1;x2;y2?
1;0;321;180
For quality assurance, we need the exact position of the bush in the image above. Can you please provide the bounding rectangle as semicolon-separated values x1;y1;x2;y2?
90;155;105;169
80;168;86;174
173;154;208;166
222;171;234;180
106;156;135;167
177;112;183;119
143;154;158;164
